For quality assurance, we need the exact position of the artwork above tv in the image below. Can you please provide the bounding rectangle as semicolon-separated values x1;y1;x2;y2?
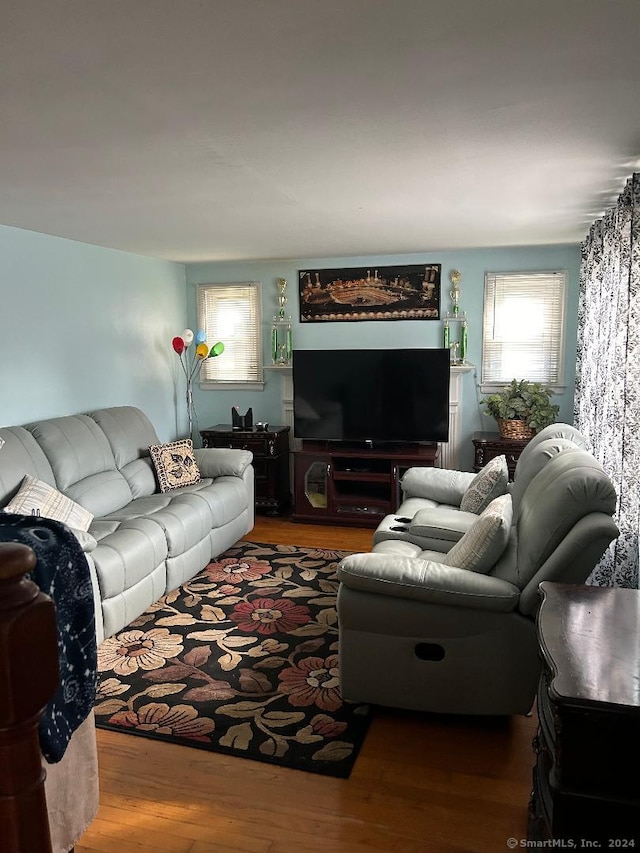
292;348;450;445
298;264;441;323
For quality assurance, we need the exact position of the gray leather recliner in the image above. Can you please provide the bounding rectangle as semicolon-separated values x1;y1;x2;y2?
336;426;618;716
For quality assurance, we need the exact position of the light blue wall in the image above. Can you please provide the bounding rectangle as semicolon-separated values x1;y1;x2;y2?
187;244;581;470
0;227;581;467
0;224;188;440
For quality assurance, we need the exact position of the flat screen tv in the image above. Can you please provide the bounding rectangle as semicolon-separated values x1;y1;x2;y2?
292;348;450;444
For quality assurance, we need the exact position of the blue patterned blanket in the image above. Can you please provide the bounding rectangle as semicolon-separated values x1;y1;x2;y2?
0;514;97;763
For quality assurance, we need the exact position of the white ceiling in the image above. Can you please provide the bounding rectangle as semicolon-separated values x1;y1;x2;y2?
2;0;639;263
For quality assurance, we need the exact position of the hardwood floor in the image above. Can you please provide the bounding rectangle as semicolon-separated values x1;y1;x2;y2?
76;516;537;853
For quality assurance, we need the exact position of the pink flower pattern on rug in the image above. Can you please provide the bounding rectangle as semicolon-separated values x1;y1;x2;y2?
279;655;342;712
93;541;372;778
205;557;272;584
231;597;311;635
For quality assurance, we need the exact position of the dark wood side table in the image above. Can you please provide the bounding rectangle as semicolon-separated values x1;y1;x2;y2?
200;424;291;516
528;582;640;844
472;431;530;480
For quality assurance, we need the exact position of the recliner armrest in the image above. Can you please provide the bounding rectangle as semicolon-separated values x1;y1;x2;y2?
400;467;476;506
409;506;476;542
337;553;520;613
194;448;253;478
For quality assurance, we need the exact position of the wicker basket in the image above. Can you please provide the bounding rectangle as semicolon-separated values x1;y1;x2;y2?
497;418;535;440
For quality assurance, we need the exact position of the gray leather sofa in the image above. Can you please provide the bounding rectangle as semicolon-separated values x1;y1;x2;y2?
336;424;619;716
0;406;254;642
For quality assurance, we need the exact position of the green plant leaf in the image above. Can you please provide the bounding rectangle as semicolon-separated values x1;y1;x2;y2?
480;378;558;430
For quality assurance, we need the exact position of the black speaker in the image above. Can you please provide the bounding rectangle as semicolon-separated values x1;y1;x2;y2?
232;406;253;430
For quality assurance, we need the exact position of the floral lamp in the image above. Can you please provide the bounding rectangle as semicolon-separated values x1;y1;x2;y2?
172;329;224;441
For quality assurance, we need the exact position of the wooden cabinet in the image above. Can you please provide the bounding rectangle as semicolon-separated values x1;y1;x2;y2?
472;431;530;480
200;424;290;516
292;441;438;527
529;582;640;844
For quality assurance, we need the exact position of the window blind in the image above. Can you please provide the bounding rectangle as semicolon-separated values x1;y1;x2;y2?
197;282;262;383
482;271;567;386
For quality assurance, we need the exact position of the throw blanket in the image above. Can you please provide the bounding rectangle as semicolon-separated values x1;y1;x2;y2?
0;514;97;763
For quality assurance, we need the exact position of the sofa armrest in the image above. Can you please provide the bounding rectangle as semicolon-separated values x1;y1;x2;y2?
194;447;253;478
337;553;520;613
400;467;476;506
68;527;98;553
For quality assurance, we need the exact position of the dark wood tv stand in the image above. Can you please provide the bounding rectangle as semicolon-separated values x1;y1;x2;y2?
292;440;438;527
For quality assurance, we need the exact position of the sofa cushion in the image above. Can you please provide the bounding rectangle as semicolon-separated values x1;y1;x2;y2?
4;474;94;531
102;490;214;557
510;438;581;517
89;407;161;498
337;552;521;612
514;423;587;475
182;477;252;528
27;415;133;516
101;475;250;552
444;494;513;574
513;450;617;588
0;426;57;506
88;516;169;599
460;455;509;513
149;440;201;493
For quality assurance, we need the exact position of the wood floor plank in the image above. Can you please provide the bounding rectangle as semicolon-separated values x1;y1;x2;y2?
76;516;537;853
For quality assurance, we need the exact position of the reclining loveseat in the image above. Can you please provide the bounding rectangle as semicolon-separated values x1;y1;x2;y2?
337;424;619;716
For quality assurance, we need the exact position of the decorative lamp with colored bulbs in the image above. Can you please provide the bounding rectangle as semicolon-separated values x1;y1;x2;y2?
171;328;224;441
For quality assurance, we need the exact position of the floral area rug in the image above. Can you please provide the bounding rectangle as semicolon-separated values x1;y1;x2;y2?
93;541;372;778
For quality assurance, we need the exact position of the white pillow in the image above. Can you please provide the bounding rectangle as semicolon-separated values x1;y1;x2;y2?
444;494;512;574
4;474;94;532
460;455;509;513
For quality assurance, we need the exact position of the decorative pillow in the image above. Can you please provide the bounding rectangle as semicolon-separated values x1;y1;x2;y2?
460;454;509;514
4;474;94;532
444;494;513;574
149;439;201;493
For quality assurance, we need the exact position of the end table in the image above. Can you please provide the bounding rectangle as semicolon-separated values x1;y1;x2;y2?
472;431;530;481
200;424;291;516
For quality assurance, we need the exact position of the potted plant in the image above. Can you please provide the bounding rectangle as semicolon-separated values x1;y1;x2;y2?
481;379;559;439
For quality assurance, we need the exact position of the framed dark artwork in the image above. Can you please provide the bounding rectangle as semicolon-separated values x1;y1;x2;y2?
298;264;441;323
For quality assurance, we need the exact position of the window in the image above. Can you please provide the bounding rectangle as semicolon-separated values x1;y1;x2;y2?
481;271;567;389
197;282;263;388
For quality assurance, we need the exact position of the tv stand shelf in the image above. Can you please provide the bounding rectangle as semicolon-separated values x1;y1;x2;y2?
292;440;438;527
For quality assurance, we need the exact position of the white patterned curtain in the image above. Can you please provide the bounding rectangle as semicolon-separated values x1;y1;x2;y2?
575;173;640;588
